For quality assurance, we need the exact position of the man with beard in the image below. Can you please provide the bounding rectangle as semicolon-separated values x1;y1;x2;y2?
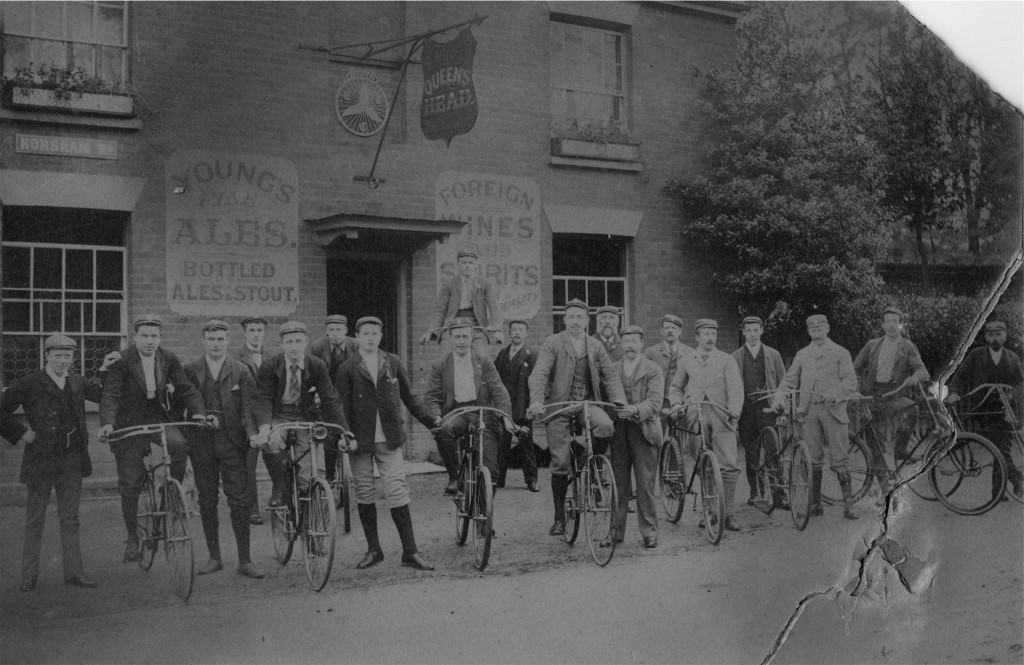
593;306;623;362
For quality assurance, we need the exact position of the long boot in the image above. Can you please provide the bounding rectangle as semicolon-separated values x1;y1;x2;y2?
355;503;383;568
810;466;823;516
266;452;286;507
838;471;859;520
550;474;569;535
392;505;433;570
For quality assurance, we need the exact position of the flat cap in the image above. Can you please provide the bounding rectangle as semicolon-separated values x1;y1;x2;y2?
662;314;684;329
984;320;1007;333
456;246;478;260
325;314;348;326
43;333;76;351
278;320;308;337
619;325;645;339
201;319;229;333
595;306;620;317
133;313;163;330
446;316;475;332
882;306;904;319
564;298;589;313
742;316;764;327
355;316;384;331
240;316;268;327
694;318;718;331
806;314;829;327
507;319;530;329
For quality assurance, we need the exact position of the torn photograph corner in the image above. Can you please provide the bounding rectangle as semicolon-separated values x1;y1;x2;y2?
0;1;1020;665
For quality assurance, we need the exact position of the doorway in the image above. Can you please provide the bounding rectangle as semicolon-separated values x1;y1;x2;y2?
327;258;402;354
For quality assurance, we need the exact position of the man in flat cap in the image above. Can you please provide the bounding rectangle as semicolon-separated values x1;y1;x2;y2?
494;318;540;492
235;315;271;525
99;314;208;563
853;306;930;499
420;246;503;354
527;298;626;536
948;319;1024;499
336;316;438;571
310;314;360;495
184;320;264;579
731;316;787;507
645;314;695;451
772;314;859;519
593;306;624;362
669;319;745;532
1;335;119;591
425;317;512;496
250;321;347;509
611;326;663;548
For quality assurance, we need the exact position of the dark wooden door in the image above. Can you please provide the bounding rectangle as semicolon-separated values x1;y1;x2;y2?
327;259;399;353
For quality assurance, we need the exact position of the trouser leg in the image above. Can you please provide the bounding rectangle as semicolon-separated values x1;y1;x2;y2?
165;426;189;482
219;442;251;564
114;443;148;537
551;473;569;523
611;425;631;538
245;447;261;515
54;457;84;580
190;441;221;560
518;424;538;483
738;405;760;499
324;435;339;482
497;429;511;486
22;478;52;584
631;432;659;539
708;411;741;517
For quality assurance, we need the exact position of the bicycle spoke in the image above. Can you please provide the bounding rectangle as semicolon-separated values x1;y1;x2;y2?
302;480;336;591
163;479;194;602
584;455;617;566
659;439;685;523
931;433;1006;516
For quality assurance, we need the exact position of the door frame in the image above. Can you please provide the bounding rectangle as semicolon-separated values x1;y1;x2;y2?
326;250;409;360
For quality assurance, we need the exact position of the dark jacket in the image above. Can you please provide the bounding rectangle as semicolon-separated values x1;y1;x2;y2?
309;336;359;380
183;356;258;448
335;351;434;452
1;371;102;484
99;346;205;429
424;351;512;418
853;336;929;395
234;345;271;380
950;346;1024;415
494;344;536;422
252;353;346;428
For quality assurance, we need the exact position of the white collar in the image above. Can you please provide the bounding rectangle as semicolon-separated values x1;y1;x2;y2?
46;365;68;386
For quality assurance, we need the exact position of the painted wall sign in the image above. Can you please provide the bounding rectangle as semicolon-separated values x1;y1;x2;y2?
435;171;541;322
420;28;479;146
15;133;117;159
165;150;299;316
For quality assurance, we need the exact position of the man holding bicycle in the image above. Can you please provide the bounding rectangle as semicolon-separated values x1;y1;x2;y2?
527;298;626;537
668;319;745;532
425;318;512;496
310;314;360;493
771;314;859;520
98;314;208;563
419;247;503;354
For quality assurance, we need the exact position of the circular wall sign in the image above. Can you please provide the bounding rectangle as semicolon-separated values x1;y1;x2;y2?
335;72;390;137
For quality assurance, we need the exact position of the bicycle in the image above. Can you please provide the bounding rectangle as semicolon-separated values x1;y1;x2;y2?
265;421;353;591
745;390;813;530
435;405;522;571
945;382;1019;508
420;325;499;346
330;448;354;533
661;399;728;545
103;421;207;602
538;400;619;566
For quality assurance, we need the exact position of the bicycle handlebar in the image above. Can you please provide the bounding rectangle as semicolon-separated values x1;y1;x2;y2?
536;400;620;423
420;326;497;345
663;399;734;419
265;421;356;451
103;421;207;442
434;405;524;435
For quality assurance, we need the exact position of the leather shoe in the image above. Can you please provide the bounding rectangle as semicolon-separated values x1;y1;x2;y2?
237;562;265;579
526;481;539;493
643;536;658;549
198;558;223;575
248;513;264;526
548;520;565;536
356;550;384;569
20;577;37;592
444;479;459;496
123;539;141;563
65;575;97;588
724;516;743;532
401;552;435;571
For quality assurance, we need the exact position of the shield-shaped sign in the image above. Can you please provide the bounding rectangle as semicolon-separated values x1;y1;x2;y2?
420;28;479;146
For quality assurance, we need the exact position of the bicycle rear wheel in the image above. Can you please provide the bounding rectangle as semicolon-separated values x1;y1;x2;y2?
471;467;494;571
1009;434;1024;505
754;427;780;515
699;452;725;545
455;461;470;545
584;454;618;567
930;433;1006;516
163;478;195;602
658;438;685;523
302;478;336;591
821;435;872;505
564;473;581;545
789;441;812;530
136;476;159;571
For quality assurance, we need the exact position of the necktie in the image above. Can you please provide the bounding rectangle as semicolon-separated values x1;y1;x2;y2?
285;365;301;404
331;345;343;373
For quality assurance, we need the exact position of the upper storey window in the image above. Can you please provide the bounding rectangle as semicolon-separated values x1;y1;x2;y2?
550;19;628;138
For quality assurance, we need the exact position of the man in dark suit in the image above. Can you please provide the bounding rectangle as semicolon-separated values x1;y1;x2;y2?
309;314;360;488
593;306;624;362
425;317;512;496
250;321;346;506
420;247;503;355
336;316;437;571
184;320;264;579
235;315;271;525
98;314;207;563
494;318;539;492
1;334;118;591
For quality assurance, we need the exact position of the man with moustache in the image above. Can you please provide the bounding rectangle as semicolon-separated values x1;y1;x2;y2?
184;320;264;579
593;306;624;362
494;319;540;492
235;315;270;525
420;247;503;355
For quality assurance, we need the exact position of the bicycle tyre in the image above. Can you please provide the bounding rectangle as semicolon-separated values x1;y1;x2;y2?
657;438;685;523
564;473;581;545
821;435;872;505
754;427;780;515
699;452;725;545
900;432;948;502
584;454;617;567
269;505;296;565
1009;434;1024;505
930;432;1007;516
455;461;470;546
471;467;494;571
302;478;336;591
136;475;159;571
789;441;812;531
163;478;195;602
335;454;352;533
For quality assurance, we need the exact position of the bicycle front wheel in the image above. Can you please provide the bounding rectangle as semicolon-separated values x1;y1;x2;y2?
163;478;195;602
821;435;872;505
754;427;780;515
471;467;494;571
699;452;725;545
789;441;812;531
584;454;617;567
658;438;685;523
136;475;159;571
455;461;470;545
931;433;1007;516
301;478;337;591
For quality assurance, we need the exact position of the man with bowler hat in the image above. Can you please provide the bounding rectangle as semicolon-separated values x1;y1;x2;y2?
420;246;503;354
494;318;540;492
235;315;271;525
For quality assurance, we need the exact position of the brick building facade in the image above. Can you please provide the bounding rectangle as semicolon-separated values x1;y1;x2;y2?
0;1;742;467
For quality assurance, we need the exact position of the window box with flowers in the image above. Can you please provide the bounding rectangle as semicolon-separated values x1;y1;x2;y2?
4;66;134;117
550;121;641;162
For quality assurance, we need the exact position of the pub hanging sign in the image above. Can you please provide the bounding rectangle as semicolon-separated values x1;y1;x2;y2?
420;28;479;146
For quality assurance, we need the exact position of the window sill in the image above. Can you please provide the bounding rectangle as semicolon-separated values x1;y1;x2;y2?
0;106;142;131
548;155;644;172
